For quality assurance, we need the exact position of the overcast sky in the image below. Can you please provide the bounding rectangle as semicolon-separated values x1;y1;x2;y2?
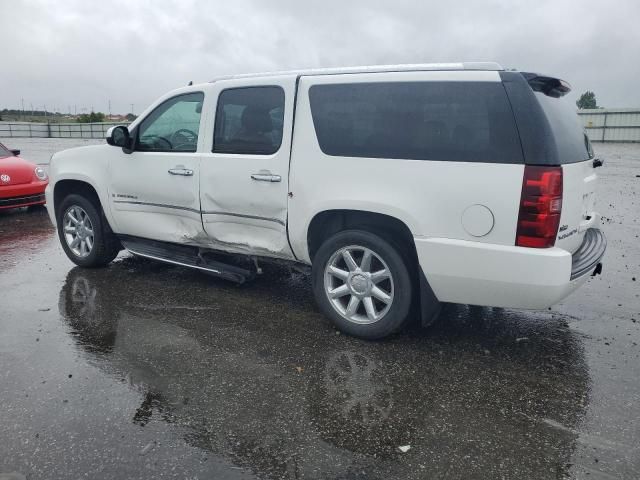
1;0;639;114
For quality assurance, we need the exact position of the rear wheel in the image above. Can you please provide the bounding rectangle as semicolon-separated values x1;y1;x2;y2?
312;230;413;339
57;194;120;267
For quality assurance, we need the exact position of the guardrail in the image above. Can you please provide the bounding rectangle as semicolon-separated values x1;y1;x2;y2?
0;121;130;139
2;113;639;143
578;109;640;143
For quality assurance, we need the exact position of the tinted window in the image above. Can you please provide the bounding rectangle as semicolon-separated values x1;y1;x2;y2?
213;87;285;155
0;143;11;158
535;92;592;163
137;92;204;152
308;82;523;163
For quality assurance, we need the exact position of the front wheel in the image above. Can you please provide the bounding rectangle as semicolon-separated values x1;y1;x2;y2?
312;230;413;339
57;194;120;268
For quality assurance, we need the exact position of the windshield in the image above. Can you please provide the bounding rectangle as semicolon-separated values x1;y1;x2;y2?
0;142;12;158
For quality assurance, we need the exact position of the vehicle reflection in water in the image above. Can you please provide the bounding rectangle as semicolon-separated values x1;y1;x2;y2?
0;206;53;273
59;258;590;479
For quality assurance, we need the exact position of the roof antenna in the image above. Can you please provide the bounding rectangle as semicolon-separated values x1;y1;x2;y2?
187;80;193;86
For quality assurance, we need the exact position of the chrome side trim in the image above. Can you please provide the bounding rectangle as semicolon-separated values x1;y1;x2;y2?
201;210;286;226
113;200;200;213
112;200;285;225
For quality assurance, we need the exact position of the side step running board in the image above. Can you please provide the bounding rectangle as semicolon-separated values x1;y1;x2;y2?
119;236;254;284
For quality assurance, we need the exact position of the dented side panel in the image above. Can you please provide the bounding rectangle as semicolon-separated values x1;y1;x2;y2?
198;76;297;259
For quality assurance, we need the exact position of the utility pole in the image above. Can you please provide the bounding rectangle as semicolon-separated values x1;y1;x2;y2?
130;103;134;115
21;98;24;121
108;99;111;118
30;103;33;117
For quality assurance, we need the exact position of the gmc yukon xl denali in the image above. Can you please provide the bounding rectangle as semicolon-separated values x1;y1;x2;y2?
45;62;607;339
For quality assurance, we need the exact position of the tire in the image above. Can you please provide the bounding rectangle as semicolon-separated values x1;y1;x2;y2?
312;230;413;339
57;193;120;267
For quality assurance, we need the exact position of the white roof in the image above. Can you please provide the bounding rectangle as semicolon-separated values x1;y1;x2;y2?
210;62;503;82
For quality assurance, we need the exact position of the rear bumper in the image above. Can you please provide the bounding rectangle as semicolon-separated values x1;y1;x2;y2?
416;229;606;309
570;228;606;280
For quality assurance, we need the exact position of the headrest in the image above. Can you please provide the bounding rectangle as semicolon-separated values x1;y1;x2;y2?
241;106;272;134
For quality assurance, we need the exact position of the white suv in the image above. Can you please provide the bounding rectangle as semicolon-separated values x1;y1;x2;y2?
45;62;606;339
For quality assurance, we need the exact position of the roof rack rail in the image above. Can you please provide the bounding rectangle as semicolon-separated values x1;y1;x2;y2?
210;62;504;83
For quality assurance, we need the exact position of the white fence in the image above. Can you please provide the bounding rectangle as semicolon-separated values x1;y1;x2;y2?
578;109;640;143
0;121;129;139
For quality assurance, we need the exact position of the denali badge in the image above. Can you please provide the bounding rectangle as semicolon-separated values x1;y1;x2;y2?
0;174;10;183
558;228;577;240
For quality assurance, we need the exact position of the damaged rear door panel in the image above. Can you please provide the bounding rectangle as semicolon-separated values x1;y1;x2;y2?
198;76;297;259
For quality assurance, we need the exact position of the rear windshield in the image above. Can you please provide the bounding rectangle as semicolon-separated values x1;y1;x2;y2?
535;92;592;163
308;82;523;163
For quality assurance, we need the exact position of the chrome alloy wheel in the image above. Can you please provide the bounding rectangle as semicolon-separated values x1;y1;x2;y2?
63;206;95;258
324;245;394;325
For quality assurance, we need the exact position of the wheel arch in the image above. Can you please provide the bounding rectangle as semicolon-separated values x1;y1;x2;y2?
53;179;102;217
53;178;118;236
307;209;417;265
307;209;441;328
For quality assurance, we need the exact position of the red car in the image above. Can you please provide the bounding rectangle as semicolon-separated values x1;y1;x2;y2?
0;141;48;210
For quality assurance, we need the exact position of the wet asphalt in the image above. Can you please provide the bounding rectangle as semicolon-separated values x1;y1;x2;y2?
0;141;638;479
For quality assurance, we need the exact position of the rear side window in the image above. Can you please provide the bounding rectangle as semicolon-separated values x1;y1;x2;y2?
213;86;285;155
535;93;592;163
308;82;523;163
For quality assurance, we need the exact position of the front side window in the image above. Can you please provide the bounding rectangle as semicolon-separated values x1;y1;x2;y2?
213;86;285;155
136;92;204;152
308;82;523;164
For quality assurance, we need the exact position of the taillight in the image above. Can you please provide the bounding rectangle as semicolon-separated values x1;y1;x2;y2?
516;166;563;248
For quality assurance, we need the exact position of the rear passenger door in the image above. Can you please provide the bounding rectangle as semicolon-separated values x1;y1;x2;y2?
199;76;296;258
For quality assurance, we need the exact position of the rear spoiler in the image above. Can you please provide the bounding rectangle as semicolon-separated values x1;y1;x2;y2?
521;72;572;98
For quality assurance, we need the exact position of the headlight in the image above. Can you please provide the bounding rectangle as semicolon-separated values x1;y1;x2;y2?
35;166;48;181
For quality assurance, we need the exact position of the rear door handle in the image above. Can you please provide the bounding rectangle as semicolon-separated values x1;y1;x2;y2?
168;167;194;176
251;173;281;182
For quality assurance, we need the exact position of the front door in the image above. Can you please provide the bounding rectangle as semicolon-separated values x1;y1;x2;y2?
108;91;206;244
198;78;296;258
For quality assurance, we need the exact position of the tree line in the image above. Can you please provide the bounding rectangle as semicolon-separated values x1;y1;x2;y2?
0;109;137;123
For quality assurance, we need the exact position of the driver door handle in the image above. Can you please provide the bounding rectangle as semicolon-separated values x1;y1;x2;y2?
168;167;194;176
251;173;281;182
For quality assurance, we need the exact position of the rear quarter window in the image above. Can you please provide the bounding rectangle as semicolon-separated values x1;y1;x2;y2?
308;81;523;164
535;93;592;164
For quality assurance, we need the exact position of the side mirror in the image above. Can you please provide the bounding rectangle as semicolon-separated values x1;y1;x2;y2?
106;126;133;153
9;149;20;156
